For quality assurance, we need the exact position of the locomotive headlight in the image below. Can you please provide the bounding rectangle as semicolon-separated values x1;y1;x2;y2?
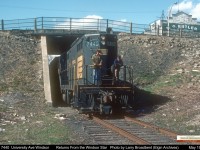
101;36;105;40
101;41;105;45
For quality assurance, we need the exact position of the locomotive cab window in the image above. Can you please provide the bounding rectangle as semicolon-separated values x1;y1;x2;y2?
77;40;83;52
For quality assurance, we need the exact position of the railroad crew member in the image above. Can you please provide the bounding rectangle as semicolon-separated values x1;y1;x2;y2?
113;55;123;81
92;50;103;85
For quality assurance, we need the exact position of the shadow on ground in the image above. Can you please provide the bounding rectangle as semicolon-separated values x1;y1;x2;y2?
131;86;171;116
49;57;67;107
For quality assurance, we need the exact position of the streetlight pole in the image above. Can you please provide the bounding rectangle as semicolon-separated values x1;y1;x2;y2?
168;2;177;36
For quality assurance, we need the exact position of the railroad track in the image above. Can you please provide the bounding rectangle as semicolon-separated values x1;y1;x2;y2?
65;112;197;144
89;115;182;145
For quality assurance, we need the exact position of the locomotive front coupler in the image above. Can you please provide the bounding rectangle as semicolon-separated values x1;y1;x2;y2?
99;90;114;115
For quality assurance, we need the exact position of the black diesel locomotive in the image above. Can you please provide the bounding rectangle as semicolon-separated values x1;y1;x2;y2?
58;33;134;115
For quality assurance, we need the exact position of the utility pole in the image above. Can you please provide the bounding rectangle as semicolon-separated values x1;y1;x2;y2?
168;2;178;36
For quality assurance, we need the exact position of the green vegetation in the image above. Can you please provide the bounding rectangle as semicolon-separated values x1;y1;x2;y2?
142;73;184;93
0;101;72;145
153;111;200;135
2;116;70;144
134;72;160;86
0;83;9;92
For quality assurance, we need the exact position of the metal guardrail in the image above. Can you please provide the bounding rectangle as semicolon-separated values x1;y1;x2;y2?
1;17;199;38
0;17;147;34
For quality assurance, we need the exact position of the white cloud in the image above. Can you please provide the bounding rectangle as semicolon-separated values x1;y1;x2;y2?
173;0;193;11
190;3;200;19
54;15;104;30
169;0;200;20
84;15;103;19
54;15;130;31
119;19;127;22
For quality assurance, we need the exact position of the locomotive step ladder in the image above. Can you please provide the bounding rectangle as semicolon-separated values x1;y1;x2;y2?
101;75;113;85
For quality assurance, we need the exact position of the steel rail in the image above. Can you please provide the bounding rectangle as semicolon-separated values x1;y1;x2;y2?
92;116;151;145
124;116;177;139
124;116;200;144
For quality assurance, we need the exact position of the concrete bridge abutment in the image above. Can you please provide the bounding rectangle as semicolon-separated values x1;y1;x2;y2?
41;36;52;103
40;35;78;106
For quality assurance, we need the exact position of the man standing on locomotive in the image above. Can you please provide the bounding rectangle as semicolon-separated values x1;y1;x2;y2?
92;50;103;85
113;55;123;81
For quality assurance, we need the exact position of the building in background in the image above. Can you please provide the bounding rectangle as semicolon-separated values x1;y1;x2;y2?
145;11;200;37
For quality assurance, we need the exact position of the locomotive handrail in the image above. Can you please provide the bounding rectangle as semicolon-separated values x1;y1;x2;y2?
81;64;134;85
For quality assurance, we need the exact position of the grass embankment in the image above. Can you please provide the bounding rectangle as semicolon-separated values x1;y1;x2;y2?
137;71;200;135
0;98;72;145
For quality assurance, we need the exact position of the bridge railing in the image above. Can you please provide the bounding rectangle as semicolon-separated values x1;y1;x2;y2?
1;17;199;38
0;17;147;34
1;18;36;30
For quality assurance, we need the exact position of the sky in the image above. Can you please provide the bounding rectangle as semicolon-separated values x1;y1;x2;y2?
0;0;200;24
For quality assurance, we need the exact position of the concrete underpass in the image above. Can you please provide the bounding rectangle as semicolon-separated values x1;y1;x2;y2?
41;35;79;106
